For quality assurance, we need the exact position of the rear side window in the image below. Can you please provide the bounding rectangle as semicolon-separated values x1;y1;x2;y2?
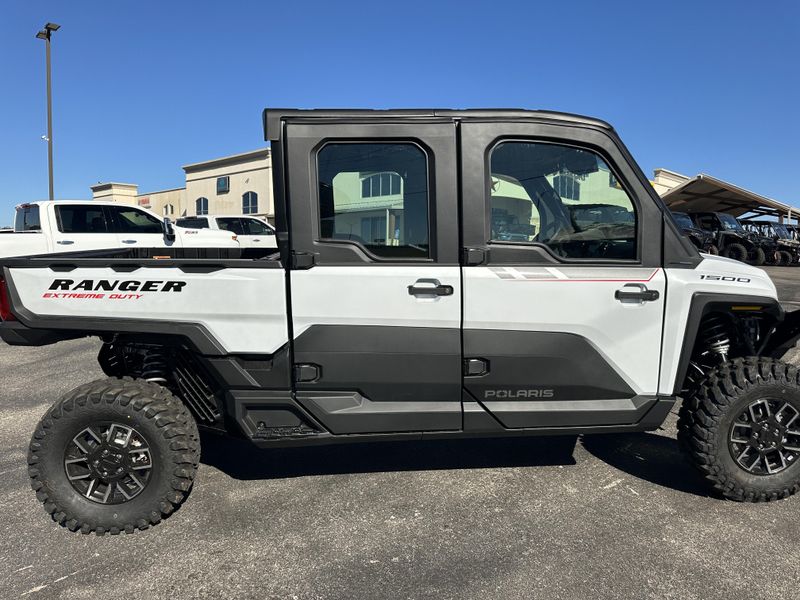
107;206;162;234
317;143;430;259
489;142;637;260
176;217;209;229
56;206;109;233
15;205;41;231
216;217;245;235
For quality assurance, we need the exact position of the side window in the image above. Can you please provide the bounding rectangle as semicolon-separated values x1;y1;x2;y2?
107;206;163;234
56;206;109;234
489;142;637;260
317;143;430;259
243;218;273;235
15;205;41;231
176;217;209;229
216;217;245;235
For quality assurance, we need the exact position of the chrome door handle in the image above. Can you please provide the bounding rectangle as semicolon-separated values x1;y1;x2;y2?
408;278;454;297
56;240;74;245
615;283;659;303
121;240;137;244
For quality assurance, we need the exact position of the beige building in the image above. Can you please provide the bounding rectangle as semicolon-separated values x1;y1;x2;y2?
91;148;275;223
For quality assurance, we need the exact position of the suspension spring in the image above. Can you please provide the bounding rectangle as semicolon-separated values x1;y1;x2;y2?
699;314;731;362
140;347;169;383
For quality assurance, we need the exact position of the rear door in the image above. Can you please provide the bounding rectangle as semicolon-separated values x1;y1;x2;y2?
459;120;666;429
283;120;462;434
52;204;119;252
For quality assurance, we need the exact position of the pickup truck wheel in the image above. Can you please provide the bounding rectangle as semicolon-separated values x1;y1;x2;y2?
683;358;800;501
722;243;748;262
28;377;200;534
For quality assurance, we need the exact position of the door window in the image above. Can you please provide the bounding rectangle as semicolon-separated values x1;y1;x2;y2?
242;218;274;235
489;142;637;260
107;206;163;234
56;206;109;233
216;217;245;235
176;217;209;229
317;143;430;259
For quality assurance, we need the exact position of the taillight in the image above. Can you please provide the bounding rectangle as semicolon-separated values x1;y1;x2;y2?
0;276;15;322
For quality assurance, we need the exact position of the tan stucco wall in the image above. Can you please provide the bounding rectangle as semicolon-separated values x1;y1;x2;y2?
137;188;187;218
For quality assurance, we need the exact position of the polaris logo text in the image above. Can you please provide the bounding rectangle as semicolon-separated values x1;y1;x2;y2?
700;275;751;283
48;279;186;293
485;389;555;399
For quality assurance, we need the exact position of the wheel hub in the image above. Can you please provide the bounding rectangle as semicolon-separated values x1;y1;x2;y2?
63;423;153;504
729;398;800;475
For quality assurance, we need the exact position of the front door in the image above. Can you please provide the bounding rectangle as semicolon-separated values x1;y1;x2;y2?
459;120;666;429
285;121;462;434
51;204;119;252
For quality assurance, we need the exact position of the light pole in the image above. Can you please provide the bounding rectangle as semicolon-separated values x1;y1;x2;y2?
36;22;60;200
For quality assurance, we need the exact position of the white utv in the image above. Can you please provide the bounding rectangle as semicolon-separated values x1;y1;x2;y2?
2;108;800;536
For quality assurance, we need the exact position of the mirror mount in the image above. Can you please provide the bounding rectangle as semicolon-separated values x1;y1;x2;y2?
162;217;176;241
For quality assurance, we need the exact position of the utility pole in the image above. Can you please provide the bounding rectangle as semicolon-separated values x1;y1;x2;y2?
36;22;60;200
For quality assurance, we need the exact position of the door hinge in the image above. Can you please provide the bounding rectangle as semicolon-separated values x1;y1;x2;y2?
463;358;489;377
294;363;321;383
463;247;487;266
291;252;315;270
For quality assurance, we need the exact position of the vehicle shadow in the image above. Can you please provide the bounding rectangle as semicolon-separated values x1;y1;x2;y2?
581;432;713;498
199;432;578;481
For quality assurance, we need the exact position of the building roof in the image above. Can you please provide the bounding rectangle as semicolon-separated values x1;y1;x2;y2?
89;182;138;192
182;148;270;173
661;173;798;219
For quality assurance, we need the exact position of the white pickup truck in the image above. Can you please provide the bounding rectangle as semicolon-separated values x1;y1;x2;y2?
175;214;277;250
2;201;241;259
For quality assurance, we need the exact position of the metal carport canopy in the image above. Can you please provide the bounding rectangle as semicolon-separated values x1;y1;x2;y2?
661;173;797;220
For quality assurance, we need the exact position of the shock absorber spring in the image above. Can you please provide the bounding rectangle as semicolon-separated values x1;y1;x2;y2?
700;314;731;362
140;347;169;383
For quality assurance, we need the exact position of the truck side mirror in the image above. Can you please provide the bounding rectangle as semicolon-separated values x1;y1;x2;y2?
162;217;176;241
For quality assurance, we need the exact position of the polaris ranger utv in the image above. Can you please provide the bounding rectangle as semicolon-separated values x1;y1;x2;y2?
3;108;800;536
742;221;797;265
690;211;772;265
670;211;717;254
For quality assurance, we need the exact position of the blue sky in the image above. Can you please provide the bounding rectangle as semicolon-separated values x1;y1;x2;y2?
1;0;798;224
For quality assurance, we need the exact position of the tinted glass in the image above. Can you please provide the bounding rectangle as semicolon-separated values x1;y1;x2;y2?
242;192;258;215
671;212;694;229
15;205;41;231
176;217;209;229
489;142;637;260
56;206;109;234
108;206;162;234
196;198;209;215
242;218;273;235
318;143;429;259
217;217;245;235
216;176;229;194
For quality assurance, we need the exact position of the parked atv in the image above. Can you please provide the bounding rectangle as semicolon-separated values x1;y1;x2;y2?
689;212;767;265
743;221;799;265
670;211;718;254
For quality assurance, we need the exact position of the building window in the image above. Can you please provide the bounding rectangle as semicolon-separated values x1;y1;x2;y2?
552;172;581;201
242;191;258;214
361;172;402;198
163;204;174;216
196;197;209;215
216;176;230;195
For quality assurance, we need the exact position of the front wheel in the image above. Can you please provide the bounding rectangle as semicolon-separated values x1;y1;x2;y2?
749;247;766;266
28;378;200;534
778;250;793;266
722;242;748;262
680;358;800;501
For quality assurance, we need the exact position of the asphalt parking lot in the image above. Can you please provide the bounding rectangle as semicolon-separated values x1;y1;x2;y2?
2;267;799;599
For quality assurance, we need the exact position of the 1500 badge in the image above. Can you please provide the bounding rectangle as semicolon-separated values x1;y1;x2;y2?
700;275;751;283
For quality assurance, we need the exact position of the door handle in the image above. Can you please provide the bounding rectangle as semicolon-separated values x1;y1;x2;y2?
615;283;659;303
56;240;74;245
408;278;454;297
252;239;261;242
121;240;137;244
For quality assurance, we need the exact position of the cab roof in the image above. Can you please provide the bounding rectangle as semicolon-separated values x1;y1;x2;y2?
263;108;613;141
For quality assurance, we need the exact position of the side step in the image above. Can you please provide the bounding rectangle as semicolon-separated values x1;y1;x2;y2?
227;390;327;441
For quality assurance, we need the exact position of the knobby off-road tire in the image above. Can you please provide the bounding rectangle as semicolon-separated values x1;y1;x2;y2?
28;377;200;534
706;245;719;256
749;247;766;266
778;250;793;266
722;243;748;263
679;358;800;502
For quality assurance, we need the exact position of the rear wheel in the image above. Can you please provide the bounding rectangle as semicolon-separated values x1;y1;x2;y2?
28;378;200;534
706;244;719;256
681;358;800;501
722;243;748;262
778;250;793;266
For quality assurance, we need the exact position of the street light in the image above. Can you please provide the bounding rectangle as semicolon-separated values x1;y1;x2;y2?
36;22;60;200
